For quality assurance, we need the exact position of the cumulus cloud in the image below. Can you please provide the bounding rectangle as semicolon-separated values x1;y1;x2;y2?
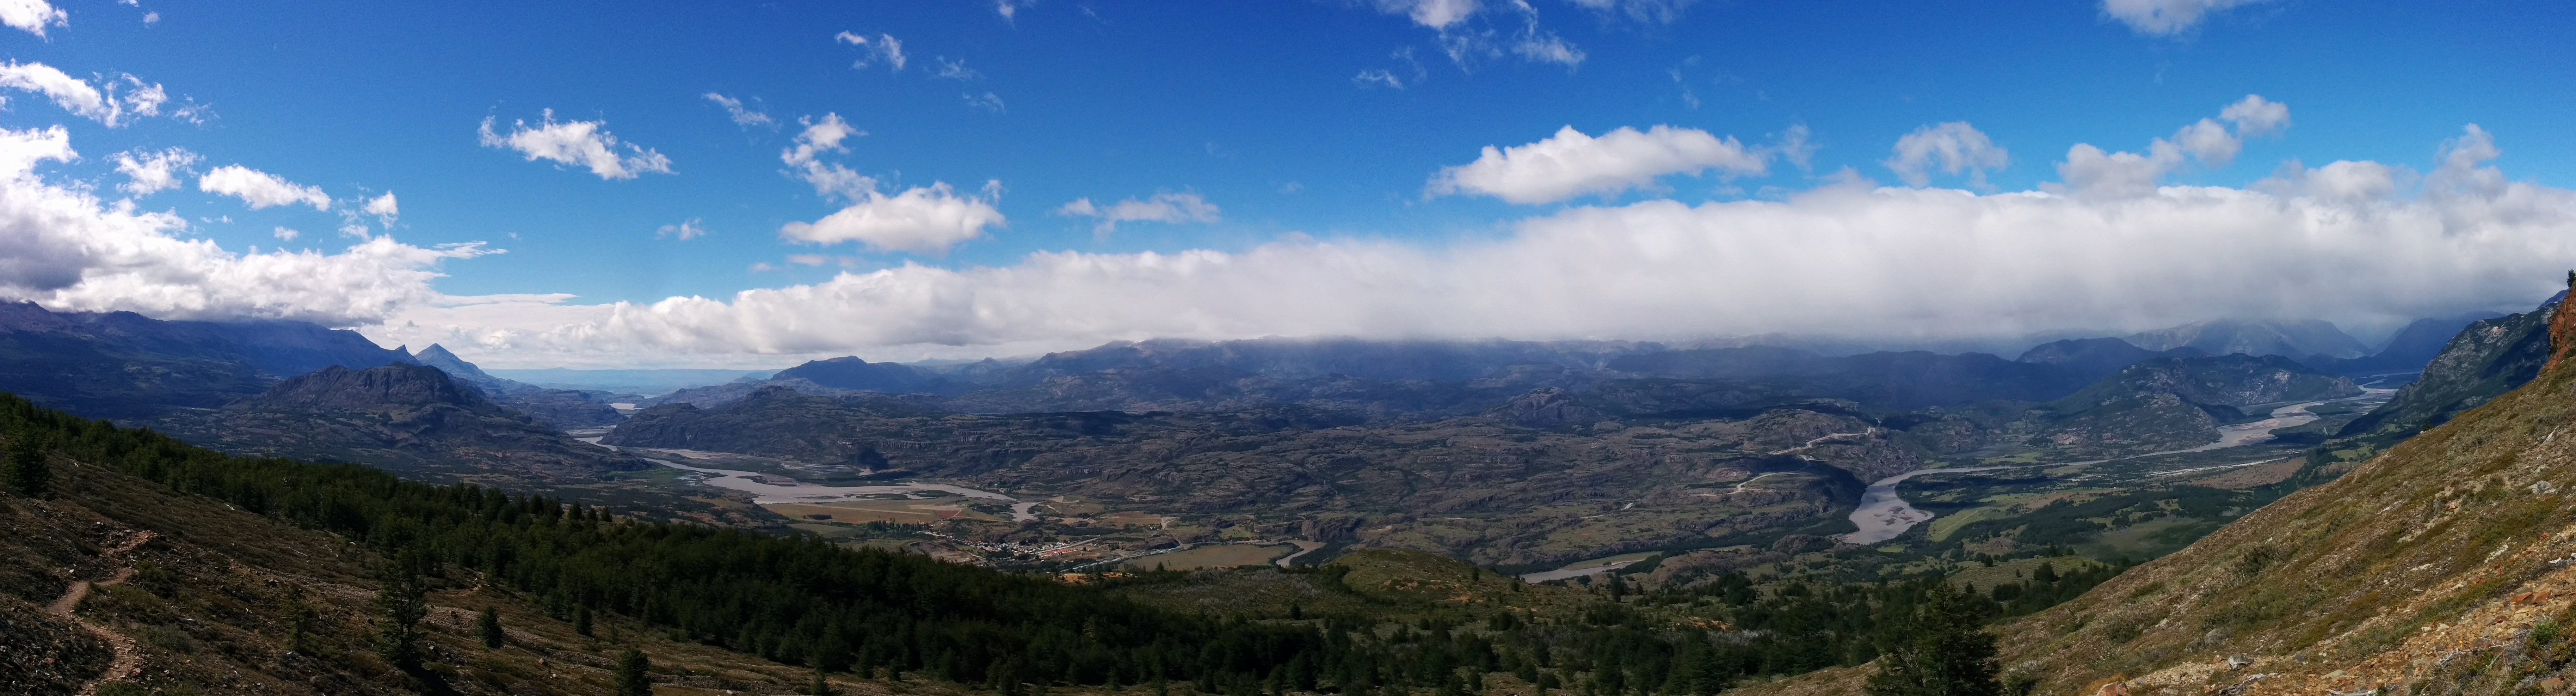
112;147;197;196
0;0;66;37
0;126;487;326
780;181;1006;255
835;31;907;71
0;62;174;127
2052;94;2288;198
703;93;774;128
1055;191;1221;236
1885;122;2007;188
272;226;300;242
363;191;398;226
995;0;1034;21
658;218;707;240
1430;124;1769;204
2101;0;2273;36
198;165;330;210
478;110;672;180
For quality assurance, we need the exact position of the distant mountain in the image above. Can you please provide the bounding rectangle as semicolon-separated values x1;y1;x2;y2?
2031;354;2361;458
771;355;936;392
2297;310;2514;378
2013;337;2196;383
0;301;412;418
150;364;651;481
1604;347;2097;410
2122;318;2371;360
2337;298;2558;439
477;367;777;394
411;343;626;429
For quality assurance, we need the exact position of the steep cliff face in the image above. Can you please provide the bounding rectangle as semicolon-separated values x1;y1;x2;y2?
2340;299;2558;439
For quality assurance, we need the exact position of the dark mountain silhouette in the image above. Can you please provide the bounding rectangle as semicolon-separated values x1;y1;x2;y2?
770;355;935;392
0;301;411;418
151;364;651;481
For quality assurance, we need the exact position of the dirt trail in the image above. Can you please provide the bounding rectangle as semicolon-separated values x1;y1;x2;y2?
48;530;156;696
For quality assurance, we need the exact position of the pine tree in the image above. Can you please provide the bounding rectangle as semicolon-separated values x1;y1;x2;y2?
4;432;49;498
576;604;594;637
616;649;653;696
810;665;835;695
479;606;505;649
374;549;432;671
1865;583;2002;696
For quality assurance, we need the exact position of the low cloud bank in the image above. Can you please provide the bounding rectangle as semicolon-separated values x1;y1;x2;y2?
377;124;2575;367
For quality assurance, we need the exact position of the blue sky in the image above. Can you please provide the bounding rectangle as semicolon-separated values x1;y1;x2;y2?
2;0;2572;366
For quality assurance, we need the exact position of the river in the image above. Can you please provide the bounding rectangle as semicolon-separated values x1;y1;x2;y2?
1834;397;2352;545
586;440;1039;522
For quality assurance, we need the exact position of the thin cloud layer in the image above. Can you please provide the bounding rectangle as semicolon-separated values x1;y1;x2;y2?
374;124;2576;366
477;110;673;180
0;126;485;325
2101;0;2273;36
1430;124;1769;204
1055;191;1221;235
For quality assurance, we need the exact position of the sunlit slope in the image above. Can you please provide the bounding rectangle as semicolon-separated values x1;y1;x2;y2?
1739;304;2576;695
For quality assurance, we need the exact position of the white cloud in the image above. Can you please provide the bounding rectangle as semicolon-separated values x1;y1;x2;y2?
477;110;673;180
658;218;707;240
0;126;488;326
0;0;66;37
272;226;299;242
934;57;982;81
198;165;331;210
835;31;907;71
1353;69;1405;90
141;10;156;24
1055;191;1221;236
379;128;2576;367
1563;0;1694;24
780;181;1005;255
1429;124;1769;204
1885;122;2007;188
963;92;1006;113
1511;31;1585;68
0;62;173;128
2254;159;2408;203
2052;95;2289;198
2220;94;2290;136
363;191;399;226
996;0;1034;21
2101;0;2273;36
1375;0;1481;29
781;113;875;201
111;147;197;196
703;93;774;128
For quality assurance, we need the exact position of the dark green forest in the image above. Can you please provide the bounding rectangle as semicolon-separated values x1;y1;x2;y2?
2;391;2091;694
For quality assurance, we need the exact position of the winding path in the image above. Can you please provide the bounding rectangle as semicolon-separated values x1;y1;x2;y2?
50;531;156;696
